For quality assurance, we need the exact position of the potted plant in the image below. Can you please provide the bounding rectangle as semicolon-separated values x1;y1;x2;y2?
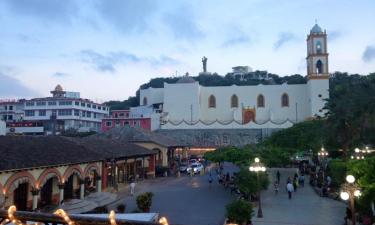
226;200;253;225
136;192;154;212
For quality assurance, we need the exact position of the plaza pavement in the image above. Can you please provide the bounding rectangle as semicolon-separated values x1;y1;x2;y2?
114;165;346;225
252;168;346;225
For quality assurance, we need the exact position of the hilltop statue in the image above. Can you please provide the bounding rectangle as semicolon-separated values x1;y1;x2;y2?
202;56;207;73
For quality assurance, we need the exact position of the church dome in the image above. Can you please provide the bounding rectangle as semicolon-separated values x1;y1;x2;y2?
176;76;196;84
54;84;63;92
311;24;323;34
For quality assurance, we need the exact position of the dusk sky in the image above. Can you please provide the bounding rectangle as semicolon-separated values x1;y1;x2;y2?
1;0;375;101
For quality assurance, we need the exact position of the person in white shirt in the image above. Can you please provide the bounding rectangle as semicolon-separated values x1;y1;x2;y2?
287;182;294;199
130;180;136;196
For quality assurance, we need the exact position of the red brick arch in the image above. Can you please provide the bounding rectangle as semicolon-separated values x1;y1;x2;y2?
37;168;62;188
63;165;83;182
4;171;37;194
83;163;101;178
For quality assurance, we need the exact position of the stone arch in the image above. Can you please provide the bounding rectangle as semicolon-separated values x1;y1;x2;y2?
316;60;323;74
84;163;101;178
63;165;83;182
37;168;62;189
4;171;37;194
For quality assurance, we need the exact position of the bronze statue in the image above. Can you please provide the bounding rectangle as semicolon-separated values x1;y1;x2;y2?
202;56;207;73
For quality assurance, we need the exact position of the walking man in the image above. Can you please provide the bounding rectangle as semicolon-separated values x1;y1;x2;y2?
287;181;294;199
130;180;136;196
276;170;281;183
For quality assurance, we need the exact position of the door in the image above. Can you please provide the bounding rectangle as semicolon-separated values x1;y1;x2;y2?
64;176;74;199
243;109;256;124
14;183;29;211
40;178;53;206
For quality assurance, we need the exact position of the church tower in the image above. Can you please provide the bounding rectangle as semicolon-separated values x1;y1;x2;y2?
307;23;329;118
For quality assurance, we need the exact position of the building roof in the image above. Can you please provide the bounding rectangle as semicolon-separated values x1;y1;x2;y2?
176;76;196;84
96;127;187;147
54;84;64;92
0;135;155;171
311;24;323;34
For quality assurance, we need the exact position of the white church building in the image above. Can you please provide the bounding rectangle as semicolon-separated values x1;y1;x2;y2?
140;23;329;133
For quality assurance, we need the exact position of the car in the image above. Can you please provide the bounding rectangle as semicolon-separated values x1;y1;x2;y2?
179;163;188;172
189;159;198;164
186;163;204;174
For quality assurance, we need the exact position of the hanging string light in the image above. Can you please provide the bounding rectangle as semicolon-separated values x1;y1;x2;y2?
54;209;74;225
109;210;117;225
7;205;41;225
159;217;169;225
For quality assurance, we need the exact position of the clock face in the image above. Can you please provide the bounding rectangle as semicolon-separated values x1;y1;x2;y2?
317;44;321;49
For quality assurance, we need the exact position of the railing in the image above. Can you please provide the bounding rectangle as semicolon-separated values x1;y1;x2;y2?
0;209;163;225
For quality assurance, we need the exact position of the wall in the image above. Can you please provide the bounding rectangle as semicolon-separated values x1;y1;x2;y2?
133;142;168;167
0;120;5;136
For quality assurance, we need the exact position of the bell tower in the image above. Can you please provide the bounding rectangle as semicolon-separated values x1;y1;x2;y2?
306;23;329;79
307;23;329;118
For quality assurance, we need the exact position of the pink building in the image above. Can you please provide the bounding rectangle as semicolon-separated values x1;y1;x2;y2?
101;110;152;132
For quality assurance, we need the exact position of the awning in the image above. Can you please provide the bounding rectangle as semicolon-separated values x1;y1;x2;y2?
85;192;118;207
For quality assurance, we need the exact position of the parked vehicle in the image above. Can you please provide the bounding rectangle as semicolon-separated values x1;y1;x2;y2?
186;163;204;174
179;163;188;172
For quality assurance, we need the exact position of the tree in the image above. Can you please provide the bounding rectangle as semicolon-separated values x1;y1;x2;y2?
226;200;253;224
234;168;269;200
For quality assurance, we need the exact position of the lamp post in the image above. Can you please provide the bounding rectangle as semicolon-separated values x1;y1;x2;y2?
249;157;266;218
351;148;366;160
317;147;329;182
340;175;361;225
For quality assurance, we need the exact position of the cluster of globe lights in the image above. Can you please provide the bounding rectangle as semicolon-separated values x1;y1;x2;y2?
340;175;361;201
249;157;266;172
317;147;329;157
351;147;373;160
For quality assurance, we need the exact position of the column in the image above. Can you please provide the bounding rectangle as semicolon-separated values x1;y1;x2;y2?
96;176;102;193
31;189;40;211
79;179;85;200
58;183;65;205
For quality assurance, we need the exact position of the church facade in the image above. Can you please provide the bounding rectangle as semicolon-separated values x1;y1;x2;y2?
140;24;329;131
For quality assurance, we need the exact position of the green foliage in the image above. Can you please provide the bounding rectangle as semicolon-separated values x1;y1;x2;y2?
327;159;347;189
226;200;253;224
234;168;269;198
104;96;139;110
136;192;154;212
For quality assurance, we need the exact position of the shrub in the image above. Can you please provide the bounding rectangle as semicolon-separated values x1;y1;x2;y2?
226;200;253;224
136;192;154;212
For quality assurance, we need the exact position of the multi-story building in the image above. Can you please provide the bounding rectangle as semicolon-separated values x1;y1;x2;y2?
0;99;25;122
101;106;161;132
22;85;109;133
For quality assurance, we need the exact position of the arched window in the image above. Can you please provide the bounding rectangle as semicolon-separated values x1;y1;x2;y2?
316;41;322;54
143;97;147;105
257;94;265;108
316;60;323;74
231;95;238;108
281;93;289;107
208;95;216;108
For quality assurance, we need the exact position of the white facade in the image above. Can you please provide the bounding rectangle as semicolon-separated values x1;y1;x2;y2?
0;120;5;136
139;24;330;130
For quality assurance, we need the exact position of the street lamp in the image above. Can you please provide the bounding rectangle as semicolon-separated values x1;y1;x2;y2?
317;147;329;181
249;157;266;218
351;148;366;160
340;175;361;225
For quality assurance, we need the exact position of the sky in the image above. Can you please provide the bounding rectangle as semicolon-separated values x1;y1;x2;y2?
1;0;375;102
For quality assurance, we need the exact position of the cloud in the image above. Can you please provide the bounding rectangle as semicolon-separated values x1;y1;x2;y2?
0;69;39;98
362;45;375;62
1;0;78;24
328;31;341;41
52;72;69;77
273;32;296;50
95;0;157;33
163;5;204;40
222;35;250;48
80;49;179;73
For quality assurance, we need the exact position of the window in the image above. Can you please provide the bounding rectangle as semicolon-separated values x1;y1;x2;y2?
82;111;86;117
25;110;35;116
119;113;124;117
26;102;35;106
87;104;91;108
281;93;289;107
93;113;97;118
231;95;238;108
124;121;130;126
38;110;46;116
74;110;79;116
93;105;96;109
59;101;72;106
48;101;57;106
98;106;102;110
58;109;72;116
257;94;265;108
7;115;13;120
316;60;323;74
114;113;118;118
143;97;148;105
4;106;7;110
106;121;112;127
81;102;86;107
208;95;216;108
86;111;91;117
102;107;106;111
9;106;13;110
316;41;322;54
75;101;79;106
36;101;46;106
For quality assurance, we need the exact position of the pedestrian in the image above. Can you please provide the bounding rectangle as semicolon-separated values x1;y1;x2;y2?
130;180;136;196
293;177;298;192
208;174;213;187
274;181;279;195
217;174;223;184
276;170;280;183
287;181;294;199
299;174;305;187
